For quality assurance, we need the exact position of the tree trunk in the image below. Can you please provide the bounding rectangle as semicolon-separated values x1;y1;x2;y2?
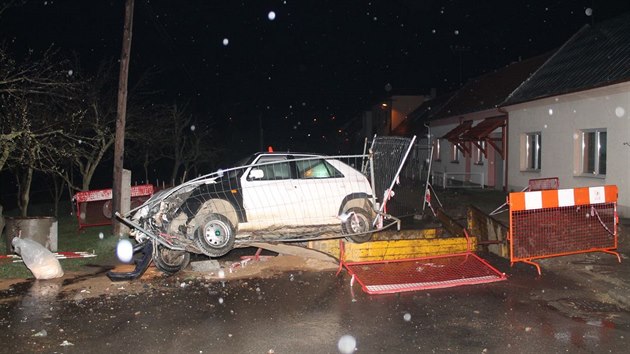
170;159;181;186
18;167;33;217
0;147;9;172
50;175;65;217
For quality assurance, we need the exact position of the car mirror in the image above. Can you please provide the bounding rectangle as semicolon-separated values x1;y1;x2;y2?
249;168;265;179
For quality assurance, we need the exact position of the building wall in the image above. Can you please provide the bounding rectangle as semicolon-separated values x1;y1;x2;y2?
505;82;630;216
390;96;427;132
430;115;502;188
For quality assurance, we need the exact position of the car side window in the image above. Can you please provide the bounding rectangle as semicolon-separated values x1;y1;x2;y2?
297;159;342;179
249;156;292;181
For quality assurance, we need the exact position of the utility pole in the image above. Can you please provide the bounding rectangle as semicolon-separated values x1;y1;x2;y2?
112;0;134;237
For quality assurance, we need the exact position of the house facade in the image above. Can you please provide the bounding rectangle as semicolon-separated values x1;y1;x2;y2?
428;55;548;190
502;13;630;216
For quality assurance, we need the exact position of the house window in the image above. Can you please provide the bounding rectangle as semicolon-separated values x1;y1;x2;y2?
581;129;606;176
521;132;541;171
451;143;459;163
433;139;441;161
475;141;485;165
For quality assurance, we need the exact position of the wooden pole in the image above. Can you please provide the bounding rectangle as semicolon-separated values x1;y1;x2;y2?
113;0;134;237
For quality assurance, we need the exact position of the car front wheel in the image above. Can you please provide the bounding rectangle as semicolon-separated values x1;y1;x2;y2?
341;207;373;243
153;244;190;275
194;213;236;257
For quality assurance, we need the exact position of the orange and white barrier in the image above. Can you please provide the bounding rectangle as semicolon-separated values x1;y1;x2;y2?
508;185;620;274
509;185;617;211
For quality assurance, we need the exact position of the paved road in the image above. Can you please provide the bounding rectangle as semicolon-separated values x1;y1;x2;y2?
1;253;629;354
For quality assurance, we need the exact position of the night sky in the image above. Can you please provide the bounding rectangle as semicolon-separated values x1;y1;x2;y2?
2;0;630;154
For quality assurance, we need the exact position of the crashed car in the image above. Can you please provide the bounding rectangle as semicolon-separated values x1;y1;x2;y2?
114;152;382;276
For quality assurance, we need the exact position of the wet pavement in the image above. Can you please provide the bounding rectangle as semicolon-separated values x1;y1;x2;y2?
0;251;629;354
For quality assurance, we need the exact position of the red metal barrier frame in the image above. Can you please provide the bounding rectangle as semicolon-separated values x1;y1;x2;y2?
508;185;621;275
74;184;154;231
338;230;507;294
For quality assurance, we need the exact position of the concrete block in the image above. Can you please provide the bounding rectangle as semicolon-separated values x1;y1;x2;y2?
190;259;221;273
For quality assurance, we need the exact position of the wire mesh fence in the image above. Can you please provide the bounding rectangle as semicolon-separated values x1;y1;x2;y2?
368;137;432;218
122;153;405;256
511;203;617;260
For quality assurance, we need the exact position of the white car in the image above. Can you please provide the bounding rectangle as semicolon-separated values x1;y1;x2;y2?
119;152;378;275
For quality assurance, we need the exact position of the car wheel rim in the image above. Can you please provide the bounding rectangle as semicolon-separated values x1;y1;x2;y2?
204;221;230;247
350;213;368;233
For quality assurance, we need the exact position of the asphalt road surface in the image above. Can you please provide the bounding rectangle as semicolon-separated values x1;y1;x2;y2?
1;253;629;354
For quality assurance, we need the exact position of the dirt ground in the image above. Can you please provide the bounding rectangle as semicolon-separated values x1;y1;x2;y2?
0;243;340;303
1;188;628;309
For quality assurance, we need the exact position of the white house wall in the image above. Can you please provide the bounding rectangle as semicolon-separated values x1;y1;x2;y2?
505;82;630;216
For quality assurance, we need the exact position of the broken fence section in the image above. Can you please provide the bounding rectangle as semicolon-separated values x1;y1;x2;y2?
340;230;506;294
508;185;621;274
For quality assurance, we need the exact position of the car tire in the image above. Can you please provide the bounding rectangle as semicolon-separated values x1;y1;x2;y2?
341;207;373;243
194;213;236;257
153;244;190;275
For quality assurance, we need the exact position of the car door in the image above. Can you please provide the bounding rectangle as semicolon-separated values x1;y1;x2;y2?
239;154;303;229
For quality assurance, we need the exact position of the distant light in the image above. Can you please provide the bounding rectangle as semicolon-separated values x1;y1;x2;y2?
381;103;388;108
222;38;229;46
268;11;276;20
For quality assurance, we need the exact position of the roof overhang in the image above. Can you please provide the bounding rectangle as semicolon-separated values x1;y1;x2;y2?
440;116;507;159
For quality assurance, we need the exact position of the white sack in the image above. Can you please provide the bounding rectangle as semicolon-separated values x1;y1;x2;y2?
12;238;64;280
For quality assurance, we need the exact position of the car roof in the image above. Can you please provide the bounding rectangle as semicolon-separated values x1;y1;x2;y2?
251;151;327;158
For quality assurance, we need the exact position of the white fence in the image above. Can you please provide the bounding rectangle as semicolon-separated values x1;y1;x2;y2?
432;172;485;189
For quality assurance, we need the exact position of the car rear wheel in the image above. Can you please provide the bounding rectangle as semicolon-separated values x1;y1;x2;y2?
153;244;190;275
341;207;373;243
194;213;236;257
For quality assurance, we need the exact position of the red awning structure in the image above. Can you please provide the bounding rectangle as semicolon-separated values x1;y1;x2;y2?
441;116;506;159
441;120;473;155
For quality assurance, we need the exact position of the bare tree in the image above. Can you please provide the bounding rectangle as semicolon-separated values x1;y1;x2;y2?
54;61;119;193
133;103;216;185
0;46;81;216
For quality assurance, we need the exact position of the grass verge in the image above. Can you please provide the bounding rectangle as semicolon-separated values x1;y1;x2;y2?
1;213;119;279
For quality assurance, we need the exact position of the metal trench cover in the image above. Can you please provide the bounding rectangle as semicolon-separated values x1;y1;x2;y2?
344;253;507;294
